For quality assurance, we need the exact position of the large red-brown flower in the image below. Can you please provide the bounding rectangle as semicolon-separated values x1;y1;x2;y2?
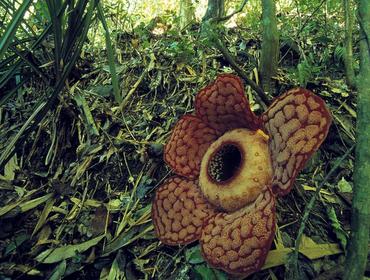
151;74;331;276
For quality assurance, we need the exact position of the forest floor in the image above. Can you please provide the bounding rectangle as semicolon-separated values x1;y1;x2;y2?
0;25;361;279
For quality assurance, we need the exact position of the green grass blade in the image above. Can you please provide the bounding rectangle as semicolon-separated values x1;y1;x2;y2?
46;0;63;79
0;99;46;167
0;77;29;106
60;0;89;62
0;0;33;60
0;0;98;170
97;1;121;102
0;25;51;102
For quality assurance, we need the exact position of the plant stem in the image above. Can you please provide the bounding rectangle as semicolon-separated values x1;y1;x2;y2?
344;0;370;277
288;145;354;279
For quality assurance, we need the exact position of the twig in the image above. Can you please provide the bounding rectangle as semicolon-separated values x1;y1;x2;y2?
288;145;355;277
200;0;269;108
213;0;250;23
213;37;270;108
278;0;326;67
120;70;147;111
297;0;326;35
120;54;155;111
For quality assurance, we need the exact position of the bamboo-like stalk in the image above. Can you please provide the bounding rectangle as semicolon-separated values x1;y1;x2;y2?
260;0;279;94
343;0;356;88
344;0;370;278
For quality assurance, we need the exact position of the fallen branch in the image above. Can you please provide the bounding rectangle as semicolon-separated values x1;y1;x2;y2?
213;37;270;108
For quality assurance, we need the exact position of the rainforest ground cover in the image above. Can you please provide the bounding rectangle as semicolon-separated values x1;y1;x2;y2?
0;0;369;279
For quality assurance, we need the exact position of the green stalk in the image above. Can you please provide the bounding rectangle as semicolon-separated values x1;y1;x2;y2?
97;1;121;103
344;0;370;277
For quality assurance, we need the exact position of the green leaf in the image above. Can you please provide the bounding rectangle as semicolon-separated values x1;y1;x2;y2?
337;177;352;193
331;87;343;94
185;245;204;264
212;269;228;280
135;175;154;200
4;154;18;180
48;260;66;280
326;206;348;249
193;264;227;280
0;0;33;60
93;85;113;97
103;224;152;255
73;92;99;136
36;235;105;263
32;197;56;236
285;252;315;280
193;264;216;280
108;251;127;280
20;193;54;213
4;232;29;256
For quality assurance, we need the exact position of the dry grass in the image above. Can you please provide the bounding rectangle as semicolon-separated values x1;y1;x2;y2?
0;28;357;279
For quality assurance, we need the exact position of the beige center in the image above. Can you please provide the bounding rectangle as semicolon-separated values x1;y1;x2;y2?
199;128;273;212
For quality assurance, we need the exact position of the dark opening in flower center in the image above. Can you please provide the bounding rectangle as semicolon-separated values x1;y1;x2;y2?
208;143;242;183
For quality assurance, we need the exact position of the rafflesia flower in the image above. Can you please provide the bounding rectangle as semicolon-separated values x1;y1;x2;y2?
152;74;331;276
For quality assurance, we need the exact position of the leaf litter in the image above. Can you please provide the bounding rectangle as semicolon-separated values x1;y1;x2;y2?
0;25;359;279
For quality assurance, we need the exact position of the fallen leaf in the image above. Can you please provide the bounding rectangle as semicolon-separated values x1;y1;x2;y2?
36;235;105;263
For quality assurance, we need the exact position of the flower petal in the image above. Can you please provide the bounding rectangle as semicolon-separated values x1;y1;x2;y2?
195;74;261;133
200;187;276;276
262;88;332;195
152;176;217;245
164;115;220;179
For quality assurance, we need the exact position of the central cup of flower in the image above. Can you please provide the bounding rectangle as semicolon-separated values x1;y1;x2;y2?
199;128;273;212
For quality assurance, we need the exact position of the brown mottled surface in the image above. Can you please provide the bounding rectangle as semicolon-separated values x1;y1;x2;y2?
164;115;220;179
195;74;261;133
155;78;332;276
152;176;217;245
262;88;332;195
200;188;275;276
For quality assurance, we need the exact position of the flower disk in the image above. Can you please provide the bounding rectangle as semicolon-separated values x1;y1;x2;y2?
151;176;216;245
199;128;273;212
200;187;275;276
